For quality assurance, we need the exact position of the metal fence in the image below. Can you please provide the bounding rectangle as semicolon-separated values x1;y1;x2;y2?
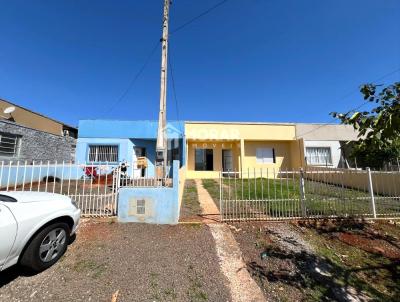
0;160;172;217
219;167;400;222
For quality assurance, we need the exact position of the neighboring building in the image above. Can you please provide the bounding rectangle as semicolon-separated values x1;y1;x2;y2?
75;120;185;177
295;123;359;168
0;98;78;163
0;99;77;138
0;120;76;163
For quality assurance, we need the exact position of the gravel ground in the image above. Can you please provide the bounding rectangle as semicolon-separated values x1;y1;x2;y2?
0;220;232;302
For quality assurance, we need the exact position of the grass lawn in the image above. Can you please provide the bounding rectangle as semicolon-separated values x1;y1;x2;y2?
179;180;202;220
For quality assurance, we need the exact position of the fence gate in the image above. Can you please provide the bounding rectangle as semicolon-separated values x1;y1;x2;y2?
0;160;173;217
219;168;400;222
70;165;120;217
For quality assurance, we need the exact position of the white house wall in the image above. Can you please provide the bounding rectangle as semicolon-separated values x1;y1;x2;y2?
303;140;342;168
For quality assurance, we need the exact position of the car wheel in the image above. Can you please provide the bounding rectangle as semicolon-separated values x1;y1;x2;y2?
20;222;70;272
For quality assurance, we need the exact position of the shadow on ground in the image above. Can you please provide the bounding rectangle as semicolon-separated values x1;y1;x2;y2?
0;266;37;288
0;233;77;288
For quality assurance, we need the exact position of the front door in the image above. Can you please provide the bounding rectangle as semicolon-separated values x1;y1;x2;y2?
222;149;233;172
134;147;146;177
195;149;214;171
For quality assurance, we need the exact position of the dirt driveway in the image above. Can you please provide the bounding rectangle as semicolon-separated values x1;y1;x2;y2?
0;220;231;302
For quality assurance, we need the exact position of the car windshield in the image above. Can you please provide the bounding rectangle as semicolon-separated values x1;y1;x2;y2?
0;194;17;202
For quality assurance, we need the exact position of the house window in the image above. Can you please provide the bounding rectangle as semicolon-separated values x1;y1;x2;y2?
305;147;332;165
88;145;118;163
195;149;213;171
256;148;276;164
0;132;21;157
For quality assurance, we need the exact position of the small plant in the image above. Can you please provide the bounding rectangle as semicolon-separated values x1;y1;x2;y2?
73;259;107;279
163;287;178;300
149;272;160;301
187;264;208;301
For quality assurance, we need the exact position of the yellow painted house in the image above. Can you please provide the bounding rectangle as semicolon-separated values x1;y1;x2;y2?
185;121;304;179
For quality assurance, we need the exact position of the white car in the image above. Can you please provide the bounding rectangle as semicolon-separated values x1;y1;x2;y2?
0;191;80;272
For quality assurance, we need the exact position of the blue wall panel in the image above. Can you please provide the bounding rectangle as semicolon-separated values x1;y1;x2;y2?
117;161;180;224
76;120;186;177
78;120;184;139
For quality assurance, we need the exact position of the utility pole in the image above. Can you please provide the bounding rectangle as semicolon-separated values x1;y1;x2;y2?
156;0;170;178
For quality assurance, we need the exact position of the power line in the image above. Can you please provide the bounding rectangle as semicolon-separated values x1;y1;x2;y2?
102;0;233;117
168;53;180;121
102;41;160;116
335;67;400;104
339;66;400;114
170;0;232;34
167;0;233;131
168;48;184;135
346;67;400;113
368;66;400;83
296;66;400;138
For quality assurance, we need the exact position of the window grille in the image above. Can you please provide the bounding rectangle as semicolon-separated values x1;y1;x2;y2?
0;132;20;157
88;145;118;163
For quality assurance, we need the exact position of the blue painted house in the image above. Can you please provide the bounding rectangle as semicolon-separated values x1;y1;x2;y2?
75;120;185;177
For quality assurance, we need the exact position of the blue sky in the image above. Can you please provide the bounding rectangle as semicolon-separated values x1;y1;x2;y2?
0;0;399;127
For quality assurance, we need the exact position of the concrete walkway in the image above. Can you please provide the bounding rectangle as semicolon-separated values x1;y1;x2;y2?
194;178;221;223
195;179;266;302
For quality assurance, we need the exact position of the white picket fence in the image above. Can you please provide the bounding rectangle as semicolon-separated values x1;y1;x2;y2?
0;160;171;217
219;167;400;222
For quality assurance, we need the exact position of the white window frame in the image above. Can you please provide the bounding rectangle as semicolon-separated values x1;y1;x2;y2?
87;145;119;163
0;132;21;158
305;147;332;165
256;147;275;164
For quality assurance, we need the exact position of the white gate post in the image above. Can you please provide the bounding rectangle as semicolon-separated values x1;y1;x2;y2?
367;167;377;219
219;171;223;222
299;168;307;217
111;167;121;216
117;167;122;190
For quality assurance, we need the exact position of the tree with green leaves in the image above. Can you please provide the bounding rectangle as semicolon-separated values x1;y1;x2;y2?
331;82;400;169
